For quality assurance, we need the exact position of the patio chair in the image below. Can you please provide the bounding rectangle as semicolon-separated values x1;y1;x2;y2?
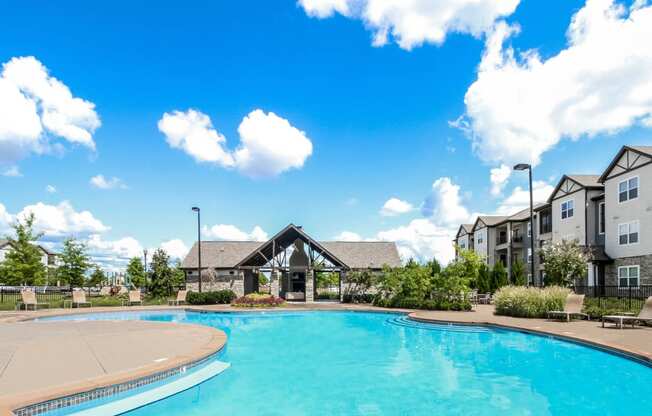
117;286;128;295
602;296;652;329
168;290;188;306
72;289;92;308
16;289;50;311
99;286;112;296
547;294;589;322
123;289;143;306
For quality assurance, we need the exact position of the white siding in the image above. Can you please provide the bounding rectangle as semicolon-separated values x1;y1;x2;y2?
474;227;488;260
552;192;586;244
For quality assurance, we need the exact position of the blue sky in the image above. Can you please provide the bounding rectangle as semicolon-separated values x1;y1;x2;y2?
1;0;651;268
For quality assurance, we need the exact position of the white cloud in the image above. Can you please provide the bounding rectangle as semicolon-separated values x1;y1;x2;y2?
85;234;143;270
158;108;312;178
421;177;472;227
160;239;189;260
0;56;100;164
461;0;652;167
16;201;109;237
490;164;511;196
377;218;456;264
0;203;13;234
203;224;269;241
333;231;363;241
45;185;57;194
495;180;554;215
2;166;22;177
90;174;127;190
299;0;520;50
380;197;413;216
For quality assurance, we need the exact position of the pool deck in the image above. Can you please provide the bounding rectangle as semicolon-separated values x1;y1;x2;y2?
0;318;226;416
0;303;651;415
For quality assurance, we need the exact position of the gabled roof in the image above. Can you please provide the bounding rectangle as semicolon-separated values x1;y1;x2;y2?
456;224;473;238
0;239;56;255
321;242;401;269
548;174;602;203
0;239;9;248
598;145;652;183
181;241;263;269
471;216;508;232
494;203;546;226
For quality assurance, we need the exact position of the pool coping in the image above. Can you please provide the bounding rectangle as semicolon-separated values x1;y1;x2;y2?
0;320;227;416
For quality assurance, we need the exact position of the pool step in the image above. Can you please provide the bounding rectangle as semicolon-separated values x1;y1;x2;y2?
386;316;491;333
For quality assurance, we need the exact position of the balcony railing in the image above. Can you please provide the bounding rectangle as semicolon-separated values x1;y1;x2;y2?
496;236;508;245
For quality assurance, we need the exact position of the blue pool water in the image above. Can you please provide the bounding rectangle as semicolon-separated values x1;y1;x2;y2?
45;310;651;415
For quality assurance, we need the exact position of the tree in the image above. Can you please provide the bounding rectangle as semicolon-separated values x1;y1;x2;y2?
88;265;106;287
444;249;484;288
511;259;526;286
57;238;91;287
258;273;269;286
491;261;509;292
126;257;147;288
171;261;186;288
149;248;173;297
539;240;587;286
0;213;47;285
477;263;491;294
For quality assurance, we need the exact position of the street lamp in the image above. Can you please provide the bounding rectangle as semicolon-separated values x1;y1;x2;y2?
192;207;202;293
514;163;535;287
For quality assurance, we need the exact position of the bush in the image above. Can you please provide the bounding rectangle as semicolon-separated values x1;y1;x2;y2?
232;293;284;308
186;290;237;305
341;293;375;304
316;292;340;300
494;286;570;318
582;297;641;320
372;295;472;311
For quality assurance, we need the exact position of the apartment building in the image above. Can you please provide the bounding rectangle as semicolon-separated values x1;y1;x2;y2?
454;224;474;254
454;145;652;288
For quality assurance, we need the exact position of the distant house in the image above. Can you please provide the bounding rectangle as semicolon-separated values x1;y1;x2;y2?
0;239;58;269
180;223;402;301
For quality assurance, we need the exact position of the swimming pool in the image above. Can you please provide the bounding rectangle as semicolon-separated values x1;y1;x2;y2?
45;310;651;415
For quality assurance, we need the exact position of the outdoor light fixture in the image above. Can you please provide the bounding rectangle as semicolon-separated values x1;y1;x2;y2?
513;163;535;286
192;207;202;293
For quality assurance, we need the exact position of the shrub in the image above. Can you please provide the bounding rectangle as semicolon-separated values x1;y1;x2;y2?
341;293;375;304
582;297;641;320
494;286;570;318
232;293;284;308
186;290;237;305
372;295;472;311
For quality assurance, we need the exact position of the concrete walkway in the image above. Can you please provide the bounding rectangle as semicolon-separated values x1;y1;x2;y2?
0;319;226;415
410;305;652;363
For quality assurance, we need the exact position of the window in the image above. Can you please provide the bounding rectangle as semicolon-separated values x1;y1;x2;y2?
527;221;531;237
618;221;639;245
619;177;639;203
618;266;639;287
599;202;605;234
540;210;552;233
527;248;532;264
561;200;574;219
460;242;466;249
476;231;484;244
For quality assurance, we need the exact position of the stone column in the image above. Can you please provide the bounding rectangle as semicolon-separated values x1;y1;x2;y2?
232;270;245;298
305;269;314;302
271;270;280;298
339;270;346;302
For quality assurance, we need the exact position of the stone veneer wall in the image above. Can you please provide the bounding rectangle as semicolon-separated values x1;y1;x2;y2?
186;269;245;297
605;255;652;286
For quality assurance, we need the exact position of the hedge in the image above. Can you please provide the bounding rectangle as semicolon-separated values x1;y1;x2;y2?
373;296;472;311
186;290;237;305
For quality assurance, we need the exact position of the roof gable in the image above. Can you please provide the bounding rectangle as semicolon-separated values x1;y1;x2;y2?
548;175;601;202
598;145;652;183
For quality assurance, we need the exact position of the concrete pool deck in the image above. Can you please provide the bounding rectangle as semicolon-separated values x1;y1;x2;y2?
0;319;226;416
0;303;651;415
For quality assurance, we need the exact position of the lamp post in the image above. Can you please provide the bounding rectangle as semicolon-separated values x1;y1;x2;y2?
514;163;535;287
142;249;148;289
192;207;202;293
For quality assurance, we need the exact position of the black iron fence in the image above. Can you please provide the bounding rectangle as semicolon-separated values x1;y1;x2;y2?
573;285;652;310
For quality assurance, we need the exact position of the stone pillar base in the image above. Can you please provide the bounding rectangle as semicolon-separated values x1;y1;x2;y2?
305;270;314;302
271;271;280;298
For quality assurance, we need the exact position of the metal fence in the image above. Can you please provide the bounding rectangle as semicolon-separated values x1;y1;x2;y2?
573;285;652;310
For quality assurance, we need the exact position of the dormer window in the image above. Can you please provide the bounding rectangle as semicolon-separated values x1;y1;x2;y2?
619;177;638;203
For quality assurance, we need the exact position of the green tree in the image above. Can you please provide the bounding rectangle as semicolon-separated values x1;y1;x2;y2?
171;261;186;288
316;271;339;288
445;249;484;288
88;265;106;287
57;238;91;287
511;259;526;286
539;240;587;286
0;213;47;285
126;257;147;288
426;257;442;277
258;273;269;286
149;248;173;297
476;263;491;294
491;261;509;292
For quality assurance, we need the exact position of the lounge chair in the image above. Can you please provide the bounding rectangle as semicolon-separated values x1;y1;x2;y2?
123;290;142;306
117;286;128;295
168;290;187;306
602;296;652;329
99;286;112;296
72;289;92;308
16;289;49;311
547;294;589;322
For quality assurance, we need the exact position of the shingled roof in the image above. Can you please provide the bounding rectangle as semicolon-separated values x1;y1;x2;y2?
180;239;402;270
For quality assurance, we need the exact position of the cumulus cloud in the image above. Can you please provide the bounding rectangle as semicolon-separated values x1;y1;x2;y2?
380;197;413;216
299;0;520;50
86;234;143;270
333;231;363;241
421;177;472;227
495;180;554;215
377;218;456;264
0;56;100;165
89;174;127;190
490;164;511;196
15;201;109;237
158;109;312;178
160;239;189;260
2;166;22;177
461;0;652;167
45;185;57;194
203;224;269;241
